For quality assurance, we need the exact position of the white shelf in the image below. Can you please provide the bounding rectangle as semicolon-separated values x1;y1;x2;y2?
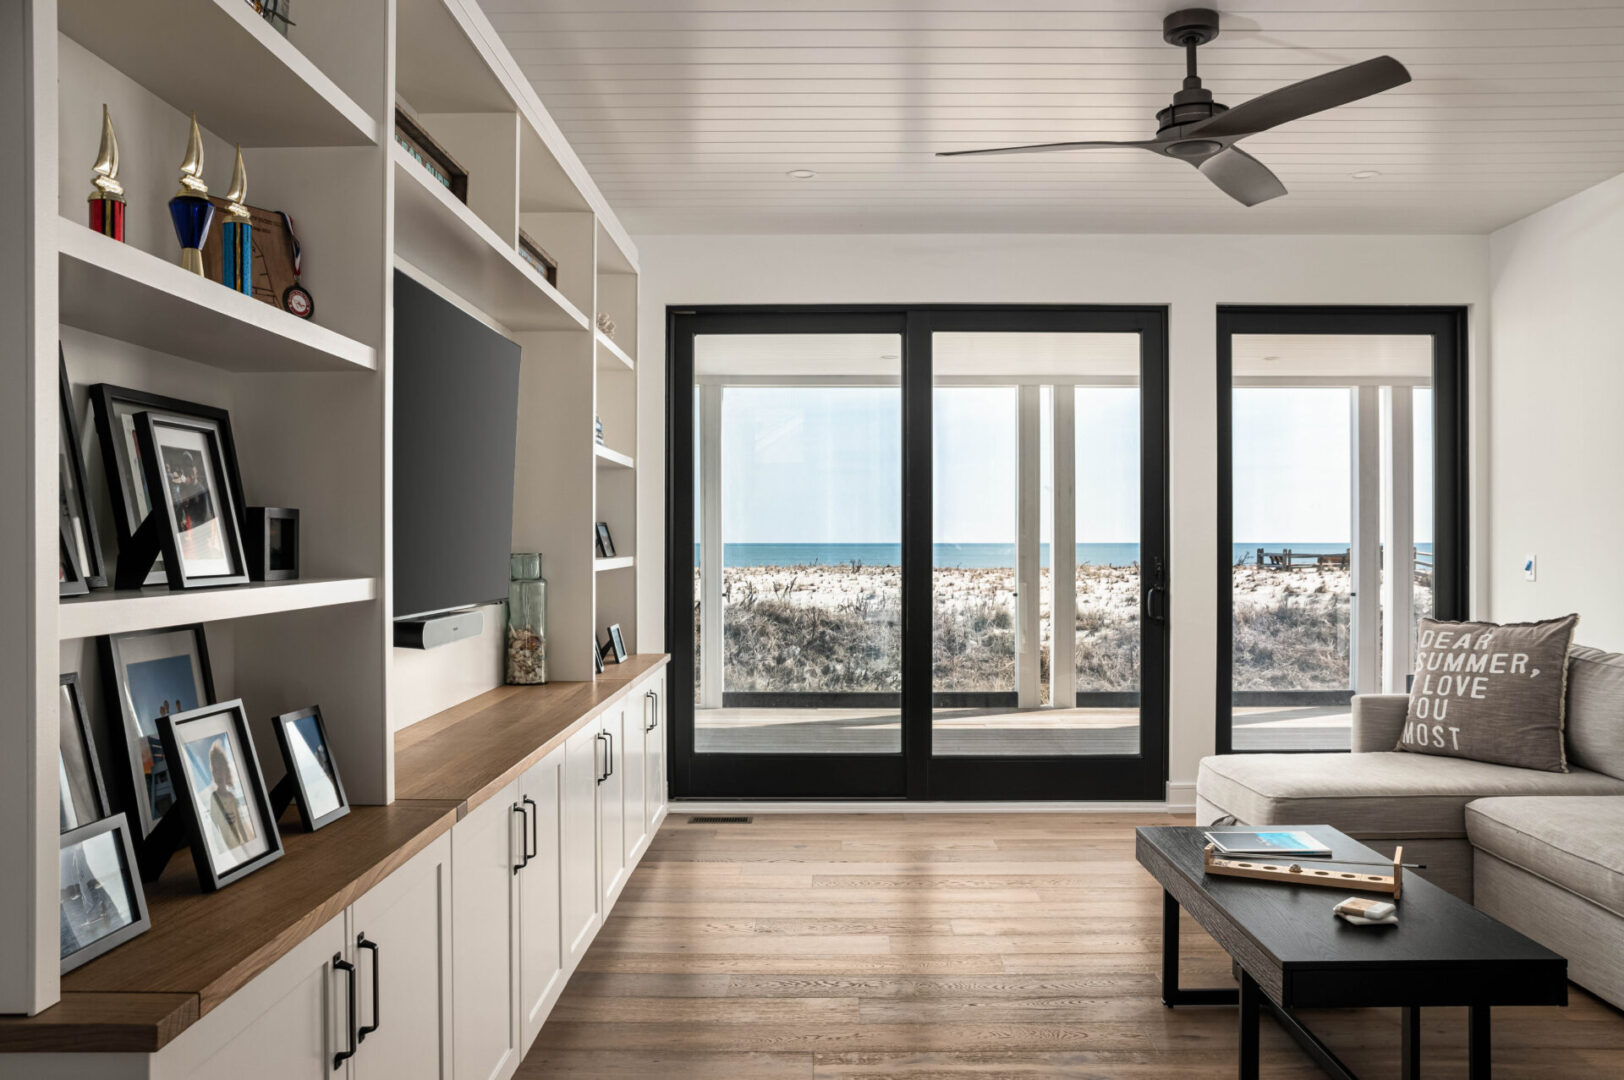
59;576;377;640
596;331;634;371
59;0;378;148
58;219;377;373
594;556;635;573
594;444;634;471
393;146;590;333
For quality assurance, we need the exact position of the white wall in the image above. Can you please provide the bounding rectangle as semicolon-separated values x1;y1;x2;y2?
1488;173;1624;649
634;232;1490;799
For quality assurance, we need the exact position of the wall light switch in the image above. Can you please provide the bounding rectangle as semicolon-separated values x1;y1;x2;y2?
1524;554;1537;582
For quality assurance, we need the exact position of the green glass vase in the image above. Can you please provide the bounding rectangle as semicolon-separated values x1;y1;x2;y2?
506;553;547;684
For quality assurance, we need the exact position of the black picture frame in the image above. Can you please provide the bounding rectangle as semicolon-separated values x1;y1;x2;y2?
60;522;89;598
246;507;300;582
592;637;605;674
133;412;250;590
60;349;107;590
89;384;245;588
59;673;111;833
102;625;216;839
158;699;284;892
59;812;150;973
606;623;628;664
595;522;616;559
271;706;350;832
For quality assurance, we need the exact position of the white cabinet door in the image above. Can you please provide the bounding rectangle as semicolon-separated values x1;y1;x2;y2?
643;672;666;837
517;747;564;1051
597;704;628;908
560;720;601;966
350;832;452;1080
621;691;649;866
450;781;521;1080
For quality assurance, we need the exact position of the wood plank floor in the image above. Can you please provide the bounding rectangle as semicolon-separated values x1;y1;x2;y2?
519;813;1624;1079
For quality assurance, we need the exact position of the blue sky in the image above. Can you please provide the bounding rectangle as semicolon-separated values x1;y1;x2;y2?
715;385;1431;545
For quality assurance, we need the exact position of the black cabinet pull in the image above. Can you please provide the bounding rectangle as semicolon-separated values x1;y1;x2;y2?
333;954;357;1069
604;729;614;780
645;689;660;733
512;803;530;874
357;934;380;1042
522;795;538;863
650;689;660;731
596;731;608;784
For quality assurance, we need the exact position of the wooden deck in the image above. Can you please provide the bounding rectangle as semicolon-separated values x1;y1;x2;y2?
520;813;1624;1078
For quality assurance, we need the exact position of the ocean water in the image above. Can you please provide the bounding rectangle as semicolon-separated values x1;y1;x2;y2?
699;542;1433;569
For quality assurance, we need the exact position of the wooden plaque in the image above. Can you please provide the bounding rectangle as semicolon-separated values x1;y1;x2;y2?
200;200;300;315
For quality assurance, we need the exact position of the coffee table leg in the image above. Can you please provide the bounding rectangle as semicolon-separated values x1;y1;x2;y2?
1401;1005;1421;1079
1160;891;1239;1007
1468;1005;1491;1080
1238;969;1261;1080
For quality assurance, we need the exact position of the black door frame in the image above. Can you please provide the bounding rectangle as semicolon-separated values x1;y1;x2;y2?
667;304;1170;800
1214;305;1470;755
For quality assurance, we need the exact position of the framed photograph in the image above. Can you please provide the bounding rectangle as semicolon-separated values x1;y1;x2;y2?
60;522;89;598
103;625;216;838
518;229;558;286
159;699;283;892
592;637;605;674
89;385;245;588
246;506;300;582
60;350;107;590
394;108;468;202
606;623;628;664
60;813;149;973
133;412;250;589
60;673;110;833
271;706;349;831
595;522;616;559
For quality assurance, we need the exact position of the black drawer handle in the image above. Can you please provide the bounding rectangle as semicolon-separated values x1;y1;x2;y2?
522;795;538;863
645;689;660;732
604;729;614;780
357;934;380;1042
512;802;530;874
333;954;357;1069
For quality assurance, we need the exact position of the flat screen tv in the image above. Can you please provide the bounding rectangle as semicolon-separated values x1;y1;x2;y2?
392;271;520;620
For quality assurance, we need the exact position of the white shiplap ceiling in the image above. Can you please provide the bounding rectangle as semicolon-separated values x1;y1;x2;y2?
480;0;1624;235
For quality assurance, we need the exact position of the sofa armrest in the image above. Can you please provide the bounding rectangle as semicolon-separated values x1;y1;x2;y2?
1351;694;1410;753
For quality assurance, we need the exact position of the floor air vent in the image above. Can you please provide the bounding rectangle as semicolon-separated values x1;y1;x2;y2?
687;815;753;824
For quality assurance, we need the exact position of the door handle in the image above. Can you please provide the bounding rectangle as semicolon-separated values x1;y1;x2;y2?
357;934;380;1042
333;954;357;1070
1144;556;1169;624
522;795;538;864
596;731;608;784
512;802;530;874
604;730;614;780
645;689;660;732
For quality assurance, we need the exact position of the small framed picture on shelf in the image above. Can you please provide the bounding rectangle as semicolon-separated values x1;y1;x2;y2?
103;625;217;838
394;108;468;202
159;699;283;892
595;522;616;559
518;229;558;287
606;623;628;664
59;522;89;598
133;412;250;590
60;812;150;973
246;507;300;582
592;637;605;674
59;673;110;833
60;350;106;590
271;706;349;832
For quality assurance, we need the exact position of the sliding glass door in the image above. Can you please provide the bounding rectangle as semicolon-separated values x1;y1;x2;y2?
669;307;1168;800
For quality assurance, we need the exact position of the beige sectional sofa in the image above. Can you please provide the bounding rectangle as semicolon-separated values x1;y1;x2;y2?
1196;644;1624;1009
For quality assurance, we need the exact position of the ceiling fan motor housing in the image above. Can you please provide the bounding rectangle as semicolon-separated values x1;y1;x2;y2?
1157;9;1228;138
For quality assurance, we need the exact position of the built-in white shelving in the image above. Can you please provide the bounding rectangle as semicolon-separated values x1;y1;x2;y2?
594;556;635;573
594;445;635;470
596;331;635;371
58;576;378;640
59;219;378;372
58;0;379;147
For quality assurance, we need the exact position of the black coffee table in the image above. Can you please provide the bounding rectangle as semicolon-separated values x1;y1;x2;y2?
1135;824;1566;1079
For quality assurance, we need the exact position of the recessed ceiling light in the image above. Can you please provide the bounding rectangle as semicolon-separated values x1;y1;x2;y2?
786;169;817;180
1351;169;1382;180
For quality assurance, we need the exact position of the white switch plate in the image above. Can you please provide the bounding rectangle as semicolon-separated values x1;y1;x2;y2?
1524;554;1537;582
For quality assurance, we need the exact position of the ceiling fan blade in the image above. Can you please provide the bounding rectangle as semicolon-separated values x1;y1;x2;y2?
1190;56;1411;140
1198;147;1287;206
936;140;1156;158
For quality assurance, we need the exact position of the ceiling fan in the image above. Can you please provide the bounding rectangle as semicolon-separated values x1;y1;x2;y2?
936;8;1411;206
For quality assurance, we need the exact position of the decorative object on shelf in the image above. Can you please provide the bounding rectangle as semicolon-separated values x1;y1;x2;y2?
60;522;89;598
246;506;299;581
1201;841;1407;900
90;384;246;589
87;104;125;242
270;706;349;832
595;312;616;338
506;553;548;685
60;349;107;590
59;673;111;833
219;147;253;296
101;624;216;843
59;813;150;974
127;411;250;590
594;414;604;445
394;108;468;202
279;212;313;318
168;113;215;276
595;522;616;559
518;229;558;286
605;623;628;664
247;0;293;36
155;698;284;892
592;637;605;674
201;202;308;317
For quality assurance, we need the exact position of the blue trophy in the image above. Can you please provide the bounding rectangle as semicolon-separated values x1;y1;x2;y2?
168;113;214;276
221;146;252;295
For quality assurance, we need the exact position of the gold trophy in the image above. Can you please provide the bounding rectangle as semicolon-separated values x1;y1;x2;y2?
167;114;214;275
88;105;126;241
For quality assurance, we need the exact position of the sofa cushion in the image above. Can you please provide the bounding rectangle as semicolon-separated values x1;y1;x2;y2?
1566;646;1624;780
1465;796;1624;919
1197;751;1624;839
1399;615;1579;772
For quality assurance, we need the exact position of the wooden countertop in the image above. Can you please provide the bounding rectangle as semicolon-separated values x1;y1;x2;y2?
395;653;670;818
0;802;455;1054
